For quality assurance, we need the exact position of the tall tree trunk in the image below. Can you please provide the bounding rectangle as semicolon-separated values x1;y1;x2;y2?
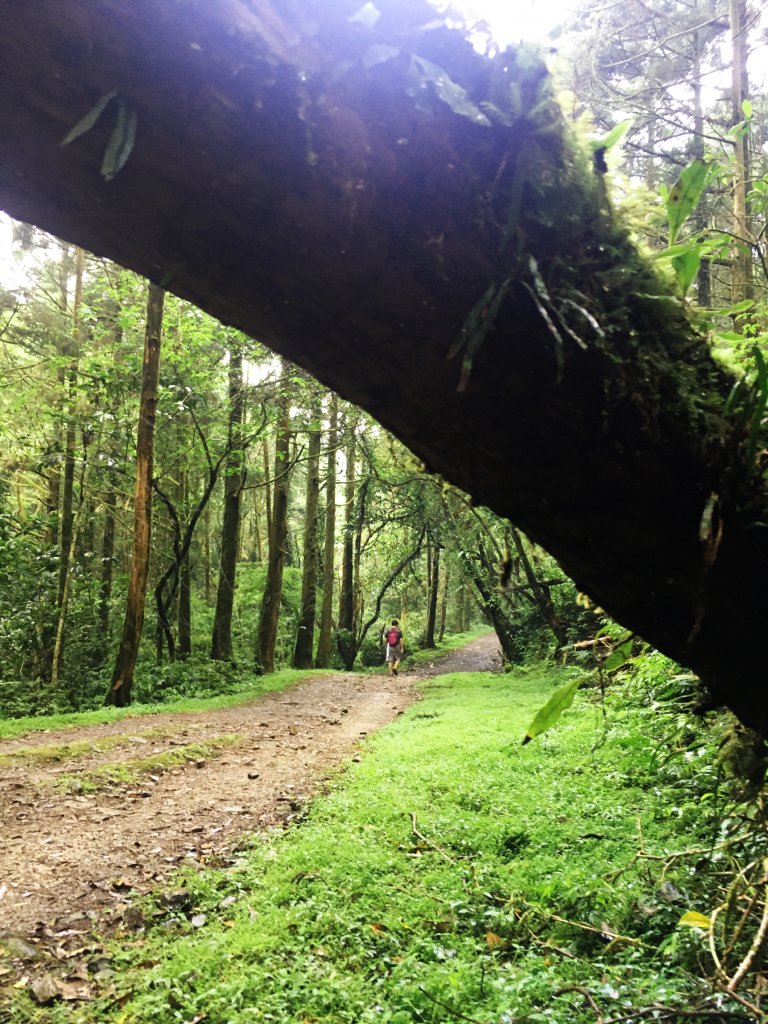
203;503;212;604
256;365;293;674
425;544;440;648
692;37;711;308
293;387;322;668
438;564;449;643
43;243;71;550
336;412;357;669
457;583;468;634
106;284;164;707
729;0;751;304
51;246;85;682
177;465;192;660
99;486;116;642
261;439;272;550
338;413;356;633
211;346;245;661
315;394;338;668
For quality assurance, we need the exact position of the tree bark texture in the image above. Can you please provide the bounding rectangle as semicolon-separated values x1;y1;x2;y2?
0;0;764;727
106;284;164;706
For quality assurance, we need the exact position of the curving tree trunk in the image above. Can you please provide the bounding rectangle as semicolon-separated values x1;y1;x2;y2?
2;0;768;728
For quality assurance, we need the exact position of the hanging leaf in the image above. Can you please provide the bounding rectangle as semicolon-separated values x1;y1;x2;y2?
61;91;117;146
522;677;580;745
101;99;138;181
678;911;711;930
670;248;702;296
591;119;632;154
665;158;715;245
362;43;399;69
742;98;753;120
603;640;633;673
408;56;491;127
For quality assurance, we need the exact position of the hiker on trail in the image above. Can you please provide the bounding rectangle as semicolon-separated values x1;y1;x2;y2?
383;619;403;676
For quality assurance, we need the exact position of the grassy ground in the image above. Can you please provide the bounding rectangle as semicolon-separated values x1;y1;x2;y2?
0;669;331;741
8;662;754;1023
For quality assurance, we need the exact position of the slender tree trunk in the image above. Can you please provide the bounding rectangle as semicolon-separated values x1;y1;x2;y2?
256;365;292;673
56;247;84;609
106;284;164;706
438;564;449;643
293;387;322;668
339;413;356;632
203;503;212;604
336;412;357;669
730;0;751;304
692;38;712;308
51;439;90;686
352;477;368;637
211;346;245;661
43;243;71;549
262;439;272;550
51;246;85;682
315;394;338;668
457;583;468;634
99;486;116;641
425;544;440;648
510;527;568;649
177;465;192;660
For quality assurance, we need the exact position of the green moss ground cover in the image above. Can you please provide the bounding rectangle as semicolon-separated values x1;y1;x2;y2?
10;664;751;1023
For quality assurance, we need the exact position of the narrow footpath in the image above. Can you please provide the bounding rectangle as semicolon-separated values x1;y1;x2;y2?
0;634;501;952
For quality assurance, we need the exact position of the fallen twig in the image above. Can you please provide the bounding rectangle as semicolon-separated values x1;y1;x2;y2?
416;987;483;1024
410;812;457;864
727;863;768;992
554;984;604;1022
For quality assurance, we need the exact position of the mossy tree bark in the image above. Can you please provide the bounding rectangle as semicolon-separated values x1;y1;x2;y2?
106;284;164;707
1;0;765;727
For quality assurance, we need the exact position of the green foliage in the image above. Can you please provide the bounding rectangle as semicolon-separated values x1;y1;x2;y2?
0;669;321;741
660;158;717;246
522;675;581;743
61;91;138;181
32;663;756;1024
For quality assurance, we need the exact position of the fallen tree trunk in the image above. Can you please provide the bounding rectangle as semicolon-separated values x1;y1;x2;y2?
0;0;764;728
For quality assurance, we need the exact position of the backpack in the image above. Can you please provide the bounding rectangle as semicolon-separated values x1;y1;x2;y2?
386;627;400;646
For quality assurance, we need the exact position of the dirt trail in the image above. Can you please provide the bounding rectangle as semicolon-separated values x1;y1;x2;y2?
0;634;501;951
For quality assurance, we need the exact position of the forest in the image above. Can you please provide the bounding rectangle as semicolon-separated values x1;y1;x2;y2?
2;0;768;1020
